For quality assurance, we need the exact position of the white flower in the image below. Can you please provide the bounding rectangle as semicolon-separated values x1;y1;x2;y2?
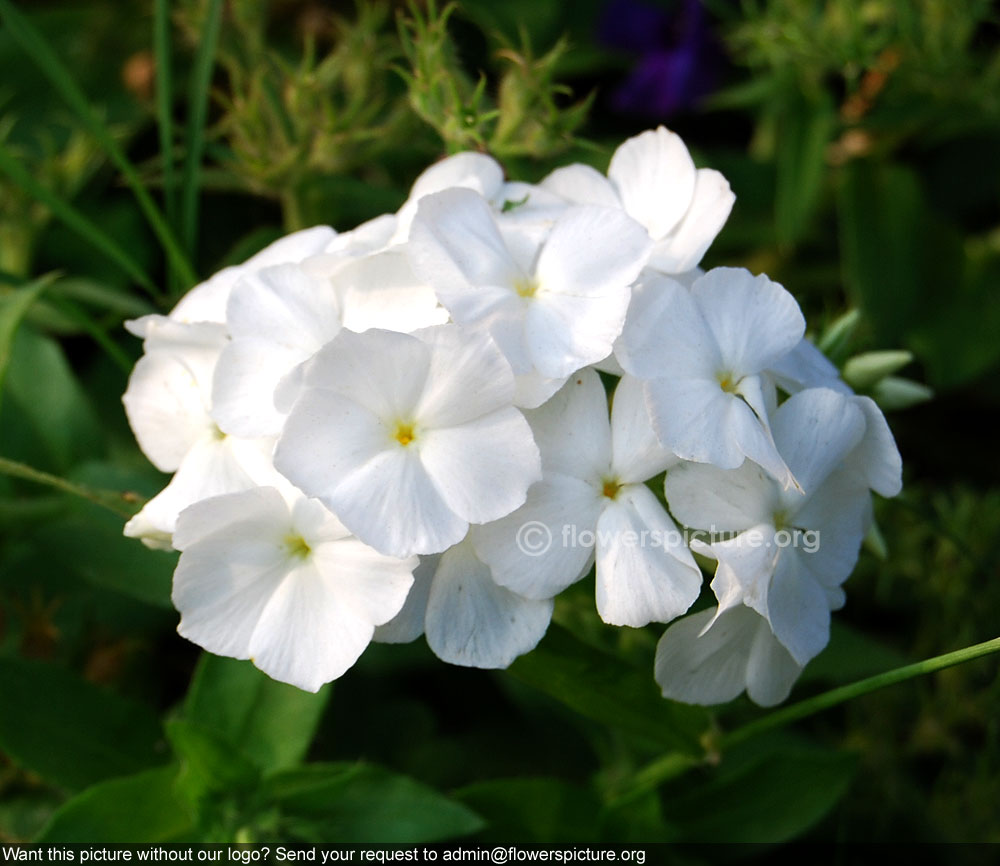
540;126;735;275
121;317;277;548
172;486;417;692
654;606;803;707
663;387;893;667
408;188;652;396
473;370;702;627
130;226;336;332
375;540;553;669
617;267;806;489
274;326;541;558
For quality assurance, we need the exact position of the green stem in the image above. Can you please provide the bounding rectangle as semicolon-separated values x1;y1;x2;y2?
721;636;1000;750
0;456;143;519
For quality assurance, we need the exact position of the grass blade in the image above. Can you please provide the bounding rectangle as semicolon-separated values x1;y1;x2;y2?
179;0;224;258
0;144;159;297
0;0;197;288
154;0;177;230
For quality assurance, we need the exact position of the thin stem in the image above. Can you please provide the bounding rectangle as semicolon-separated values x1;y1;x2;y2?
0;456;143;519
720;636;1000;750
154;0;177;230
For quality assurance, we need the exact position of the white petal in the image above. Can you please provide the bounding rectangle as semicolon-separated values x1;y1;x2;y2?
373;554;439;644
648;168;735;274
524;369;611;480
764;551;831;666
594;484;702;627
126;435;276;541
471;473;602;600
413;326;516;428
212;339;307;438
692;268;805;376
608;126;697;240
745;617;803;707
644;376;743;468
771;388;866;497
314;249;446;334
400;152;506;238
275;390;389;503
846;395;903;497
299;328;430;421
227;263;341;347
321;447;467;558
513;370;569;409
122;350;215;472
792;470;869;586
408;188;522;298
767;337;848;395
533;206;651;299
173;489;294;660
615;272;721;381
539;163;620;207
654;607;758;706
244;225;338;268
706;524;781;618
526;289;632;378
729;376;797;490
424;540;553;669
610;374;676;482
664;459;776;533
418;408;541;525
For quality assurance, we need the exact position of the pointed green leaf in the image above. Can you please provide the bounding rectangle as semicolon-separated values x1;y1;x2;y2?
36;765;194;843
183;654;331;773
507;625;709;754
264;763;484;843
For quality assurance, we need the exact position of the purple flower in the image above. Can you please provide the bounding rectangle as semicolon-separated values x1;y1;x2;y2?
599;0;723;117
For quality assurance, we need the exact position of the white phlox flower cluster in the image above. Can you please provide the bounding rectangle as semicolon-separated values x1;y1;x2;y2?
122;126;902;703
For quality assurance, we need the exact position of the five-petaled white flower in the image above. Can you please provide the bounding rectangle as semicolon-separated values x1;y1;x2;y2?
274;326;542;558
473;370;702;627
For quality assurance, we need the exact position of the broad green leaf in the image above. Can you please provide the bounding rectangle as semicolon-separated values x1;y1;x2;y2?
36;765;194;843
0;273;55;412
183;654;331;773
0;658;165;791
0;327;102;472
660;743;856;843
166;720;260;810
507;625;710;754
453;778;601;842
264;763;484;843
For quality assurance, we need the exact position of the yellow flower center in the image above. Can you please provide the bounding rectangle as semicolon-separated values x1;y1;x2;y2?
602;478;622;500
394;421;416;446
514;277;538;298
284;533;312;559
717;371;739;394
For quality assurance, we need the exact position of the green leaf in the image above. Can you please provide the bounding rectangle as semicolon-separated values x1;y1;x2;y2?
774;91;836;247
166;720;260;810
660;743;856;843
264;763;484;843
0;327;102;473
0;273;56;411
0;658;166;791
453;778;601;842
0;0;196;288
507;625;710;754
36;765;195;843
183;654;331;773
